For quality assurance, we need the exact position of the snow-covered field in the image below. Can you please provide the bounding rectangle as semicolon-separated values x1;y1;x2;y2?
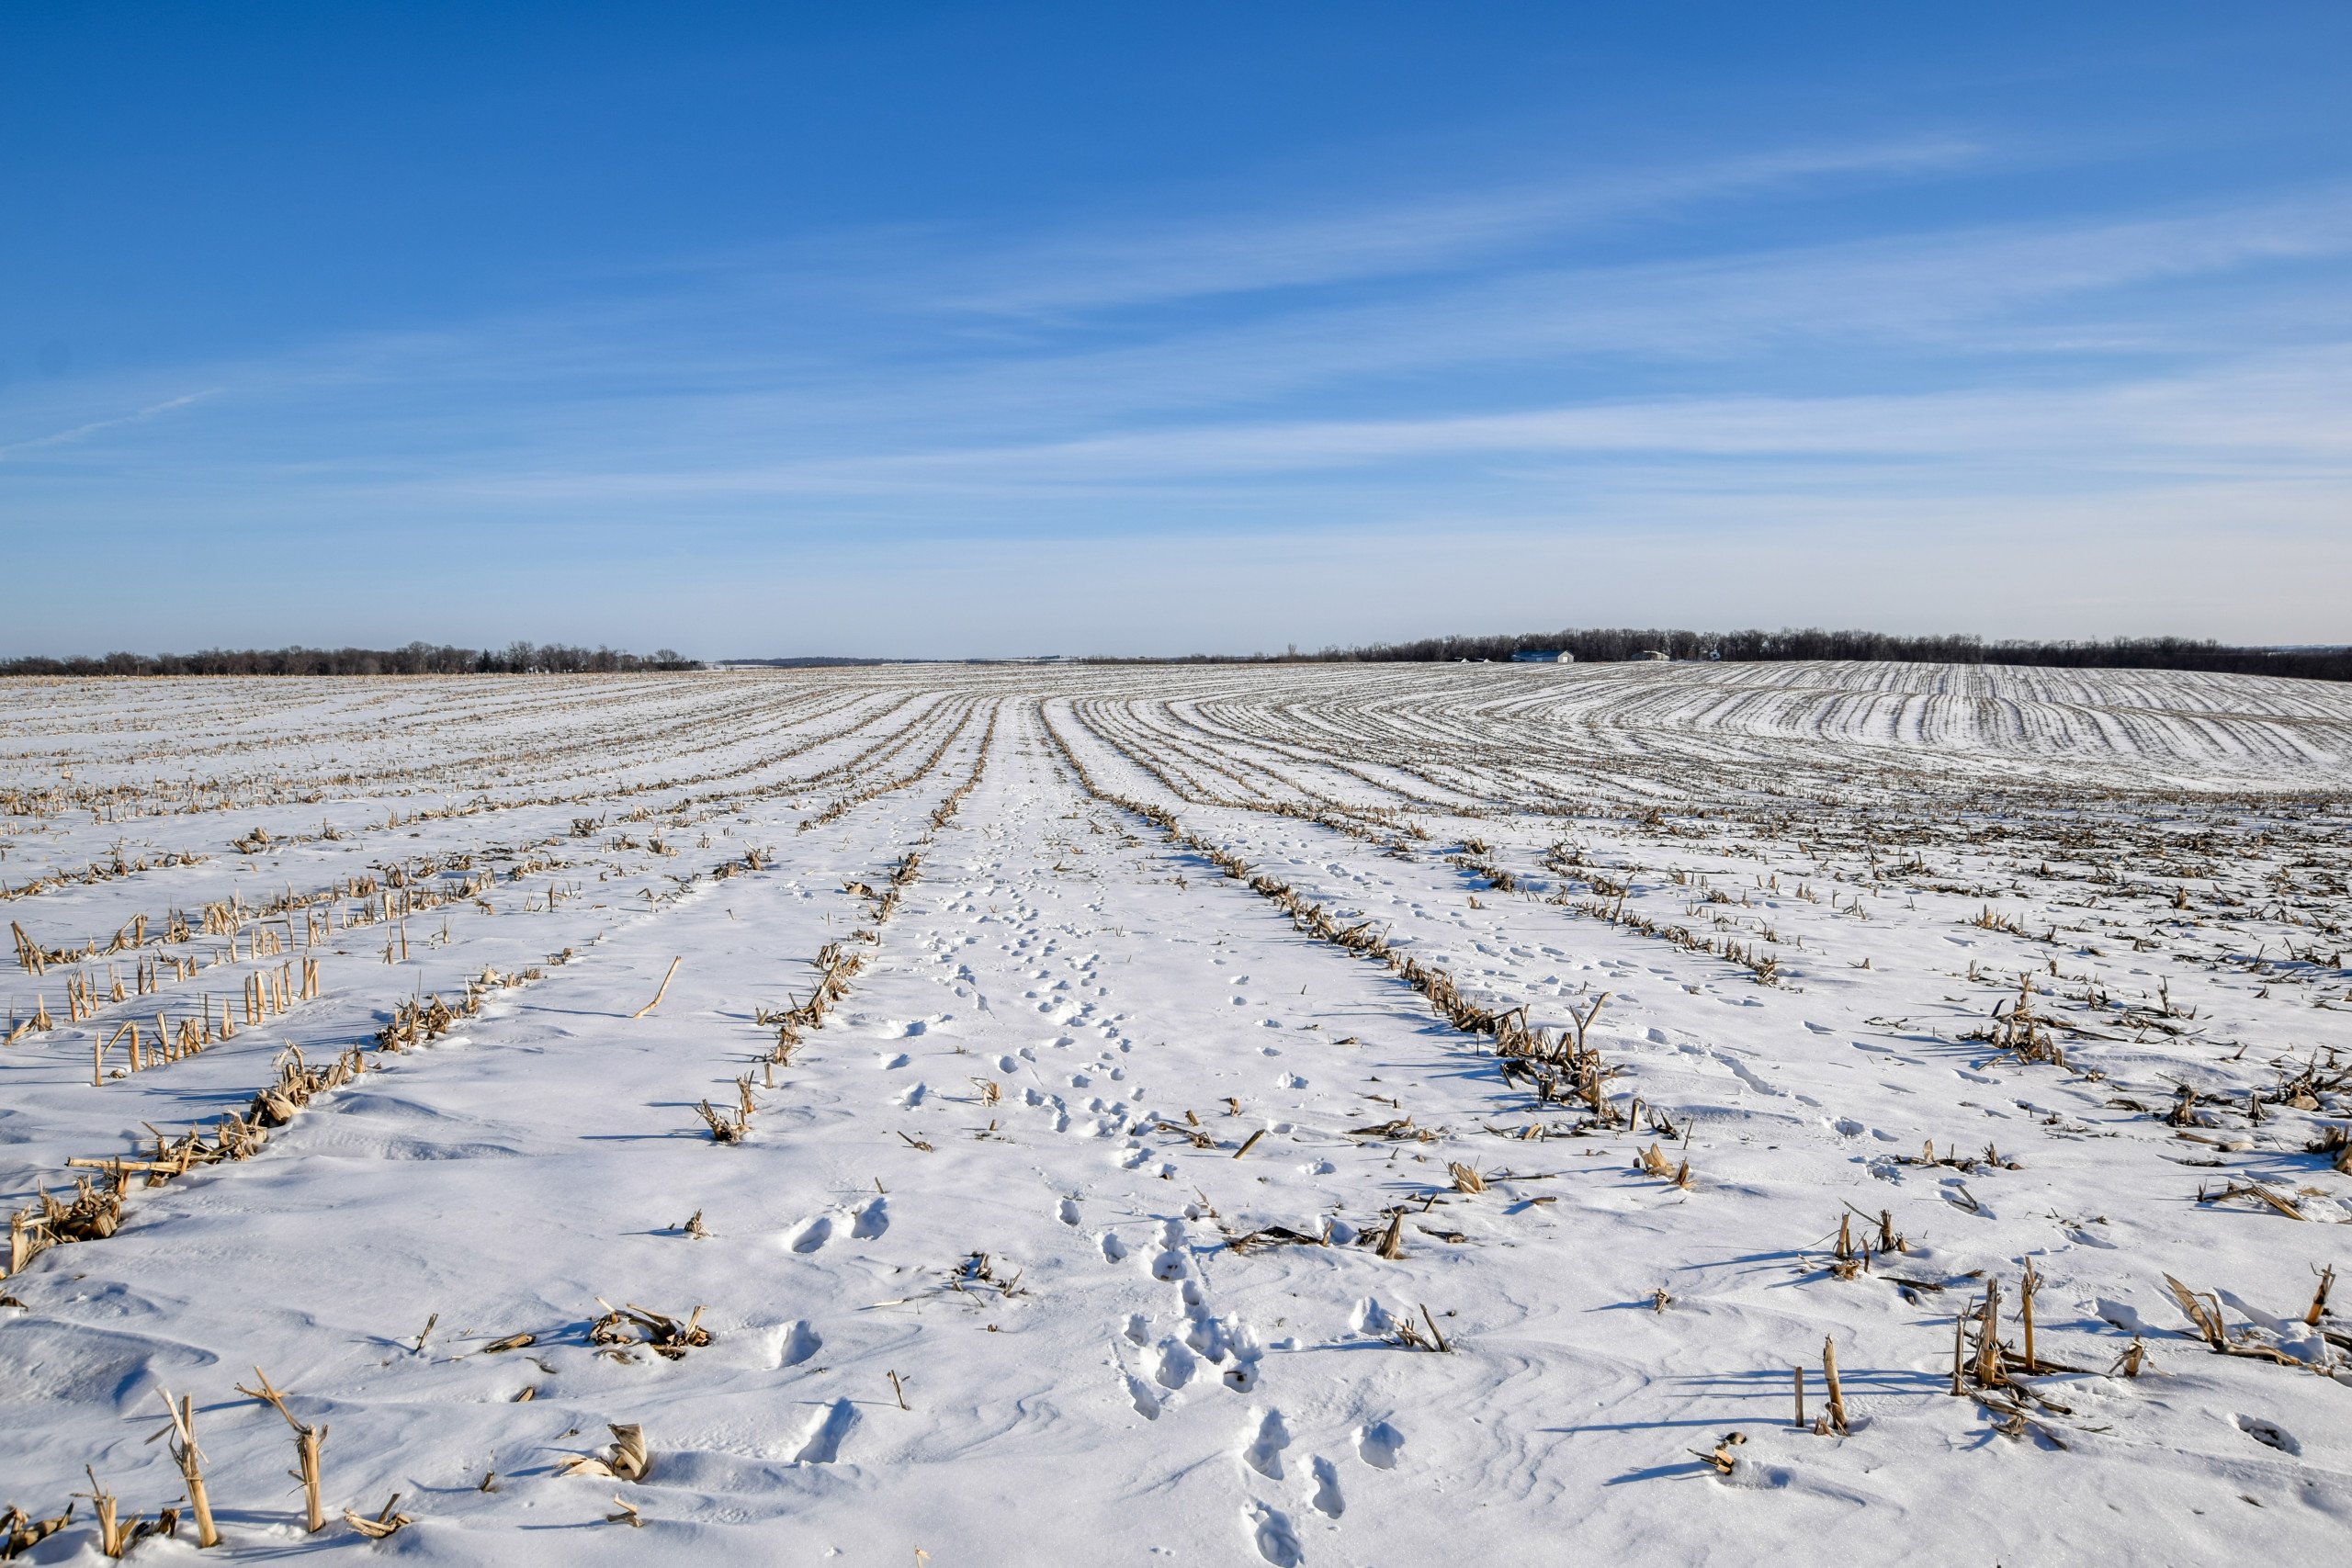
3;661;2349;1564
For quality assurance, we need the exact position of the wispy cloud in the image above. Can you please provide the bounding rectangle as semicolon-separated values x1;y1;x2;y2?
357;344;2346;511
9;152;2352;581
0;390;216;460
863;183;2352;434
936;138;1987;316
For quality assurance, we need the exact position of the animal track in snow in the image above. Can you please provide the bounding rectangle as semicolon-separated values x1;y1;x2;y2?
1308;1455;1344;1517
2236;1414;2301;1454
1222;1337;1262;1392
1185;1311;1227;1361
1246;1501;1304;1567
1152;1338;1196;1390
1356;1419;1404;1469
770;1320;821;1369
1057;1196;1082;1225
794;1399;859;1464
851;1195;889;1239
785;1214;833;1254
1241;1408;1290;1480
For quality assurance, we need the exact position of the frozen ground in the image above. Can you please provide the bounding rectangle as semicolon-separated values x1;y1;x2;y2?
2;661;2349;1564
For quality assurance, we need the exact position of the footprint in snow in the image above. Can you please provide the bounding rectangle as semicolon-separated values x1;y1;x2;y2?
1057;1197;1082;1226
2236;1414;2301;1454
1241;1409;1291;1480
1356;1420;1404;1469
1153;1339;1196;1390
794;1399;859;1464
1246;1502;1304;1567
770;1320;821;1369
851;1196;888;1239
1100;1231;1128;1262
785;1214;832;1254
1307;1455;1345;1517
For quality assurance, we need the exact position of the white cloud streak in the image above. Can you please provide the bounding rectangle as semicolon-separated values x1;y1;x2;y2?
7;145;2352;656
0;391;216;460
936;139;1988;316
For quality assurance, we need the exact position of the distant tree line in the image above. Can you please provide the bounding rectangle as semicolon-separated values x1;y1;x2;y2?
0;641;702;677
1097;629;2352;682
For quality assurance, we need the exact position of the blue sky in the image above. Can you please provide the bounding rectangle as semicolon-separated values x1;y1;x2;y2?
5;3;2348;657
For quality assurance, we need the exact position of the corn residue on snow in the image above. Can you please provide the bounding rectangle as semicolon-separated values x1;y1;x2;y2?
2;662;2350;1562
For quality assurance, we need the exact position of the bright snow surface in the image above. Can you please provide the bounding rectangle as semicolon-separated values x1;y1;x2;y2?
2;661;2349;1563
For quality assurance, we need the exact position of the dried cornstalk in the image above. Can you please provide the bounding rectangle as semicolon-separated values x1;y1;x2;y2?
152;1389;220;1547
590;1300;711;1359
343;1495;412;1540
76;1468;122;1558
1973;1279;2005;1387
236;1365;326;1531
2020;1259;2041;1373
1822;1336;1849;1434
558;1423;652;1483
2160;1273;2306;1365
631;956;684;1019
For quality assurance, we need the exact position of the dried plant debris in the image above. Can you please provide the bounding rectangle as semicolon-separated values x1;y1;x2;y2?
588;1301;713;1360
5;664;2352;1559
343;1494;413;1540
558;1424;652;1483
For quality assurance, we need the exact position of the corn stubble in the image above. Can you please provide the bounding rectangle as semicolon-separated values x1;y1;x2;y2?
5;667;2349;1550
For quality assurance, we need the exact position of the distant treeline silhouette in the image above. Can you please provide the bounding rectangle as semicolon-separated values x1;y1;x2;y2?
10;632;2346;682
1110;629;2351;681
0;641;701;677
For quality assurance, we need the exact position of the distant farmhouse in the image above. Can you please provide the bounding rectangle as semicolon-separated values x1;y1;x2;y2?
1510;649;1576;663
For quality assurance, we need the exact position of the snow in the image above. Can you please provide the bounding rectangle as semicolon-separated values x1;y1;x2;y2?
2;661;2349;1562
